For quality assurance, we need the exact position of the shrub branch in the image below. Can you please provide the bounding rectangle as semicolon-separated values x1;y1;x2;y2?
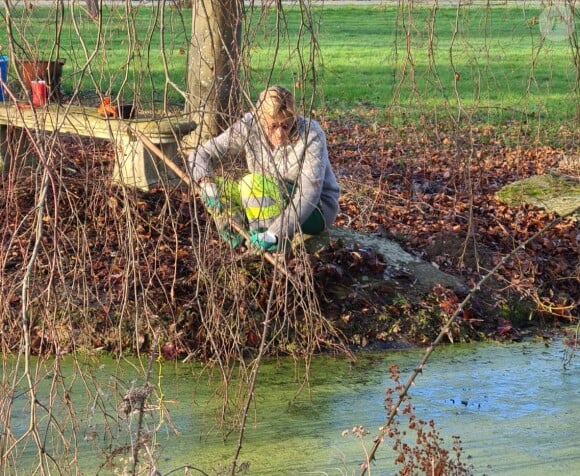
360;206;579;475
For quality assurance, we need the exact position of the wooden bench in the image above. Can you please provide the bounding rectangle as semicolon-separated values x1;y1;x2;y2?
0;103;197;191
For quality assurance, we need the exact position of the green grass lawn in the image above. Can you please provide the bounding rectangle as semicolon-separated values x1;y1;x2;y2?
1;3;577;125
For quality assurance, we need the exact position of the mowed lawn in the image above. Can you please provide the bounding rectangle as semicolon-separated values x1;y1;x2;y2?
1;3;577;124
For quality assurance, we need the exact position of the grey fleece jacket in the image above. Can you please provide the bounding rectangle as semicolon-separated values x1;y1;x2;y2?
189;112;340;239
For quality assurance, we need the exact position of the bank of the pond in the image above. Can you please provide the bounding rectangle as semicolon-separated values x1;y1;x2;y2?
0;122;577;358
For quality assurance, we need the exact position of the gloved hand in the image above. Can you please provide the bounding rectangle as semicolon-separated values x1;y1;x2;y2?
219;229;244;249
200;181;223;213
249;231;278;252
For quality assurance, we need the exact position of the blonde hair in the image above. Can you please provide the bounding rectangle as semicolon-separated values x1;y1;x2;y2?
256;86;296;119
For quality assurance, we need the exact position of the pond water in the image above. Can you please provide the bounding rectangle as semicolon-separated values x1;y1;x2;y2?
5;338;579;475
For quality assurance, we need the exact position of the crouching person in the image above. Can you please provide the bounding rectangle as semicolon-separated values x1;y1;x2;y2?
188;85;340;252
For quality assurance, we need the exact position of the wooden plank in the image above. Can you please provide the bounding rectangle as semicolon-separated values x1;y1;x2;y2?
0;103;197;142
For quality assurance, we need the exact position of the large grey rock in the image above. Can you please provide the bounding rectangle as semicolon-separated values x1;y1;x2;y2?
497;173;579;220
303;227;469;295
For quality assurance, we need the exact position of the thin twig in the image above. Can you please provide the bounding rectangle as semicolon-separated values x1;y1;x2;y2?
163;466;209;476
229;262;281;475
131;334;159;475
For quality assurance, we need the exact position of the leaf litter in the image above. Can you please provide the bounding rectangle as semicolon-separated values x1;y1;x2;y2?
0;122;578;357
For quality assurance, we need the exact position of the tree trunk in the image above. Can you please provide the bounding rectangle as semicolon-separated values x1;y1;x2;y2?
187;0;242;143
85;0;100;20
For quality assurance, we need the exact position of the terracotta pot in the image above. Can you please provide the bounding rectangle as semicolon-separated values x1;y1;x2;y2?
17;58;65;101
